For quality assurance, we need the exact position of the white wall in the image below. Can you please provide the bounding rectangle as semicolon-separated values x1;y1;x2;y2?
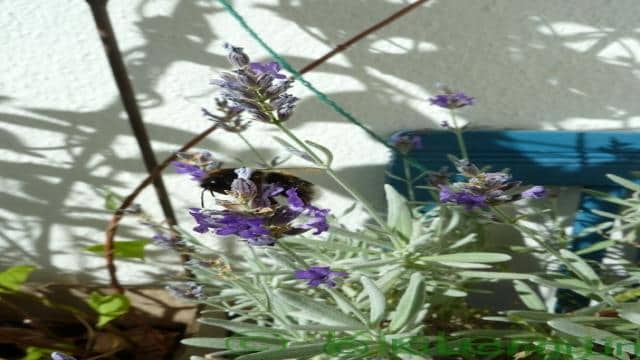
1;0;638;284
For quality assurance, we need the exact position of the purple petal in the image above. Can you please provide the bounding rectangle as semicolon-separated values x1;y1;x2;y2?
522;185;547;199
294;270;315;279
309;266;331;276
286;188;306;209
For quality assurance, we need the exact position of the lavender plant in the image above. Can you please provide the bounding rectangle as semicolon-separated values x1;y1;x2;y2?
150;45;640;360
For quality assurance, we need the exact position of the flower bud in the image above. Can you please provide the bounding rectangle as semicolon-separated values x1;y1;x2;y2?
224;43;250;68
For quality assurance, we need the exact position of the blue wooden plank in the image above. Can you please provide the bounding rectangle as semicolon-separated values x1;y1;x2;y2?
387;130;640;189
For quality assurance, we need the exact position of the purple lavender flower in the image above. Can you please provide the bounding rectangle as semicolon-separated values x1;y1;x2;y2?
484;172;512;187
454;192;488;210
294;266;348;287
213;213;274;246
439;158;545;211
190;208;275;245
214;45;296;123
173;161;206;181
166;281;205;300
521;185;547;199
390;134;423;154
285;188;330;235
252;183;285;208
439;186;488;210
429;86;474;109
302;206;330;235
230;167;258;199
202;98;249;133
286;188;305;210
189;208;219;233
439;186;456;203
51;353;76;360
271;94;298;122
250;61;287;79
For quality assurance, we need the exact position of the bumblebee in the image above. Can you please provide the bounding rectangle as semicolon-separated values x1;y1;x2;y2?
199;168;315;206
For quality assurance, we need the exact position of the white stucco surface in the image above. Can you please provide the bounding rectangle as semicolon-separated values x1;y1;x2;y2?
1;0;639;284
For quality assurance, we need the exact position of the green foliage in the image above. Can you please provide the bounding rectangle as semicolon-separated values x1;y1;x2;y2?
85;240;149;260
177;175;640;359
22;347;54;360
86;291;130;327
359;276;386;325
384;184;412;239
0;265;35;293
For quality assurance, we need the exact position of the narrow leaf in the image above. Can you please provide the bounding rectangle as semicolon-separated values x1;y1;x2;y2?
235;343;326;360
275;289;362;327
305;140;333;166
182;336;287;351
437;262;492;269
582;189;634;207
514;280;546;311
384;184;412;238
389;272;425;332
559;249;600;284
548;319;634;359
606;174;640;192
289;324;366;331
272;136;315;163
575;240;616;256
459;271;534;280
198;318;289;336
421;252;511;263
360;276;386;324
181;337;228;349
617;303;640;325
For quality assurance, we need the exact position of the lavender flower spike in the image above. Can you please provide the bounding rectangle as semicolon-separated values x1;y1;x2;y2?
294;266;348;287
429;85;474;109
213;46;297;123
522;185;547;199
173;161;206;181
439;186;488;210
390;133;423;154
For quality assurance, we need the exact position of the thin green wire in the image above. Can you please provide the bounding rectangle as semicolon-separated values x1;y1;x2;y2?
216;0;429;173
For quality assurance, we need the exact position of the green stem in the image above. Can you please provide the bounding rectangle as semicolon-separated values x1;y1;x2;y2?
449;109;469;161
402;158;416;202
252;89;399;246
274;121;392;237
237;132;270;168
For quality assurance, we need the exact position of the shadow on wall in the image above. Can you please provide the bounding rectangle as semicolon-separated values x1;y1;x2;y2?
257;0;640;208
1;0;639;282
0;0;226;282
